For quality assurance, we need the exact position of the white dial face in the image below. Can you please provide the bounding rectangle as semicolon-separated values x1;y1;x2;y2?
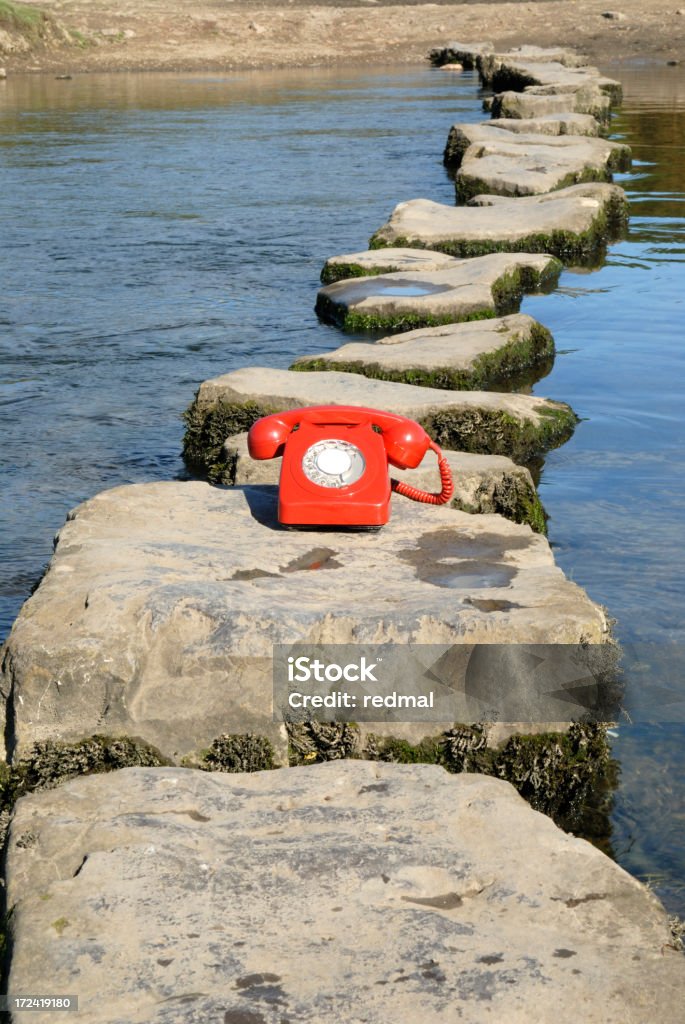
302;439;366;488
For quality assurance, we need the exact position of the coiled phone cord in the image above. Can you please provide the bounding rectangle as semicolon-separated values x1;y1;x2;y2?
391;441;454;506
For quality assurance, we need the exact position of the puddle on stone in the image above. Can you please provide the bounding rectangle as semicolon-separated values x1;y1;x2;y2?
336;277;453;302
395;532;518;589
399;529;525;590
230;547;341;580
423;560;515;590
401;892;463;910
371;285;447;297
280;547;341;573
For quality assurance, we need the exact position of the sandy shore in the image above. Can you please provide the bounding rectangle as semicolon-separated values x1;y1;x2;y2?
1;0;684;75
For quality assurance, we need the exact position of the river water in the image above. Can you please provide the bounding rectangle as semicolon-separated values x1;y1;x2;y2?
1;63;683;913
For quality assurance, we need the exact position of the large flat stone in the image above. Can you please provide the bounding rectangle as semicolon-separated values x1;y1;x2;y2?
478;55;622;103
491;86;611;124
369;183;628;263
430;42;589;70
0;482;606;763
291;313;554;392
429;40;496;68
448;125;631;202
321;246;459;285
315;252;561;331
489;112;601;137
444;122;630;171
223;430;547;532
183;365;578;477
6;762;685;1024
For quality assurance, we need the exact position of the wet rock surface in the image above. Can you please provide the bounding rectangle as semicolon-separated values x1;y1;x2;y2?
314;252;561;330
0;481;606;763
370;183;627;262
291;312;554;391
222;430;547;531
6;761;685;1024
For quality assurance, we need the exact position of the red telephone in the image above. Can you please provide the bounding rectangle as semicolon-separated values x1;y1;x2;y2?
247;405;454;527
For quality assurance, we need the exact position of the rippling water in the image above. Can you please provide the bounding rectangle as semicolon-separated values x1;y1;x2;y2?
1;63;684;912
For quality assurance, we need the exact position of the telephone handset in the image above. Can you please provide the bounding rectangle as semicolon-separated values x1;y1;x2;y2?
247;404;454;527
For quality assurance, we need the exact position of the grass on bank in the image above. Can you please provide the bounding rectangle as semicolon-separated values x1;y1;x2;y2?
0;1;46;36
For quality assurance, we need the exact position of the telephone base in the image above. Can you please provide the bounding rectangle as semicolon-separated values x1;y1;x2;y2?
280;524;383;533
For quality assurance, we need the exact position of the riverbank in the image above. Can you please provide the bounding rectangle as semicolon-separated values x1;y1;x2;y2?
1;0;684;75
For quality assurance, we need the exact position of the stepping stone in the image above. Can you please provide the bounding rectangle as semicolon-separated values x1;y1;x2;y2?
369;183;628;263
321;246;458;285
223;429;547;532
444;124;631;201
0;481;606;763
430;42;589;70
429;39;495;68
315;252;561;331
444;120;630;170
182;365;577;477
489;112;601;137
8;762;685;1024
478;55;622;103
491;86;611;124
291;313;554;392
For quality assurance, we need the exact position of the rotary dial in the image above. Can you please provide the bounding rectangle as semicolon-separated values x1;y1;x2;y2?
301;439;366;488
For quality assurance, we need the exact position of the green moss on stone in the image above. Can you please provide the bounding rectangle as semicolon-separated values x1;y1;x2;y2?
421;402;577;464
455;471;548;534
199;733;276;773
326;306;497;334
316;260;560;335
364;734;444;764
491;722;613;831
365;721;614;833
182;397;277;483
181;397;576;477
291;323;554;393
456;166;612;205
0;735;169;817
513;485;548;534
320;262;407;285
287;721;359;764
369;191;628;265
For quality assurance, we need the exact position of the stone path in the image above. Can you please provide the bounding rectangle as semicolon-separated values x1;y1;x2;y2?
184;365;577;474
2;44;660;1023
291;313;554;391
369;183;627;262
488;112;601;137
6;763;685;1024
443;124;631;200
0;482;606;764
315;252;561;331
321;246;458;284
